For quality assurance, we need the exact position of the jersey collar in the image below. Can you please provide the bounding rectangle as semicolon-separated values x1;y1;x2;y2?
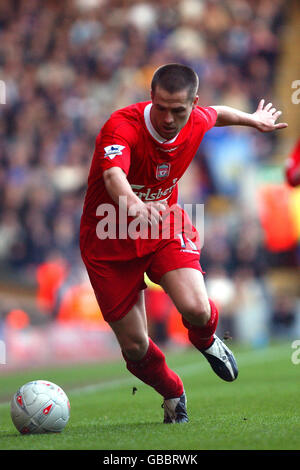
144;103;179;144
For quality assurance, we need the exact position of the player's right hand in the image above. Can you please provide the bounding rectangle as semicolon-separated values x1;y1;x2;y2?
128;200;167;226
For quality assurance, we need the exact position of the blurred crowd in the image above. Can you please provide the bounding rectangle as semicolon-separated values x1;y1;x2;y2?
0;0;299;346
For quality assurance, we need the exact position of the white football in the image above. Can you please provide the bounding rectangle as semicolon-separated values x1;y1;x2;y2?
10;380;70;434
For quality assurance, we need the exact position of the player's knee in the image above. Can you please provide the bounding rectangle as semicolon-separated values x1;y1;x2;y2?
122;337;149;361
182;301;211;328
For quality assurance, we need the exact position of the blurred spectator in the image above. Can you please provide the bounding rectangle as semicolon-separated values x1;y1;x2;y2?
270;294;297;339
205;264;236;339
145;284;174;346
232;266;271;347
36;255;69;314
5;309;30;330
1;0;297;346
0;0;286;277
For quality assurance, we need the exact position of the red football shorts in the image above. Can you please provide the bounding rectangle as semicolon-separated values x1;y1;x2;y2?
81;232;204;323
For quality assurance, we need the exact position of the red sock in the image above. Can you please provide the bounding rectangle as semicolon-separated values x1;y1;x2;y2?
122;338;184;399
182;298;219;351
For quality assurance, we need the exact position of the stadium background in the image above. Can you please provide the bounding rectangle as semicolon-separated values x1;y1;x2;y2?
0;0;299;369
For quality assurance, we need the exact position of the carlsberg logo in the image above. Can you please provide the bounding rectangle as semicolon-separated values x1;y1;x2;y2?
131;179;178;201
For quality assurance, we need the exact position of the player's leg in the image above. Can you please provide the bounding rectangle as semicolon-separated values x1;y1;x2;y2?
160;267;238;382
81;231;188;421
109;290;188;423
160;267;215;347
108;290;149;361
148;210;238;384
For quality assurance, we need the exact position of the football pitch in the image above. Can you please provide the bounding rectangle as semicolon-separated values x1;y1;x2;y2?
0;340;299;451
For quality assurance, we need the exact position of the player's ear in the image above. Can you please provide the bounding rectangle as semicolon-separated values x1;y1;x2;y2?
192;95;199;109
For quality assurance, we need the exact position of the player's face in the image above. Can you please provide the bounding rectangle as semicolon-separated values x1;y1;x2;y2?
150;86;198;140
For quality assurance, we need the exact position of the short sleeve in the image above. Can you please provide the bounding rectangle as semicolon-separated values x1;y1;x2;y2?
95;118;137;176
196;106;218;131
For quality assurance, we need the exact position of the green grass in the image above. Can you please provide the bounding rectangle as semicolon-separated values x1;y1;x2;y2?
0;341;299;450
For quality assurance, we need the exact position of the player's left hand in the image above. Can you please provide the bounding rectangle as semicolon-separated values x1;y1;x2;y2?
252;99;288;132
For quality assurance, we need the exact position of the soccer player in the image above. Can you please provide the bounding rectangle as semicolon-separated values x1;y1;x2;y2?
80;64;287;423
285;139;300;187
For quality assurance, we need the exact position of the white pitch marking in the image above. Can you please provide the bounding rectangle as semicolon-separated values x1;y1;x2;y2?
0;343;290;408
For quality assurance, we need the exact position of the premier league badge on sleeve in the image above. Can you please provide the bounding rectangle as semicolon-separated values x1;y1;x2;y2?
156;162;171;180
104;145;126;159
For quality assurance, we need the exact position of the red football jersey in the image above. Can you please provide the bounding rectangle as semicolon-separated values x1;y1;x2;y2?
286;139;300;187
80;101;217;260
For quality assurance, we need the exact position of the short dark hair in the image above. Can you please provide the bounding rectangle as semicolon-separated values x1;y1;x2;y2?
151;63;199;101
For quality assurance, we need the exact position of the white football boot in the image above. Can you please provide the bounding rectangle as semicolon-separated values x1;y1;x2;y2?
201;335;238;382
163;392;189;423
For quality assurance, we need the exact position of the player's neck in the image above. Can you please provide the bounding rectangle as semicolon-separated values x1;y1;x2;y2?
144;103;179;144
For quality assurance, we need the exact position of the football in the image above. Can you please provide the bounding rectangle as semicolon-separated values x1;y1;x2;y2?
10;380;70;434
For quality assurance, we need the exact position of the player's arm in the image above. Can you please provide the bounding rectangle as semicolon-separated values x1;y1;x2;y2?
103;167;166;224
103;166;141;210
211;99;288;132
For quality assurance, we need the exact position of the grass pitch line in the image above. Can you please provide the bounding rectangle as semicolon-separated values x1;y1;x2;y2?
64;342;291;397
0;342;290;408
70;376;138;396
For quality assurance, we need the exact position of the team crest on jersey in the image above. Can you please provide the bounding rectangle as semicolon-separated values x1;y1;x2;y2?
156;163;171;180
104;144;125;159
